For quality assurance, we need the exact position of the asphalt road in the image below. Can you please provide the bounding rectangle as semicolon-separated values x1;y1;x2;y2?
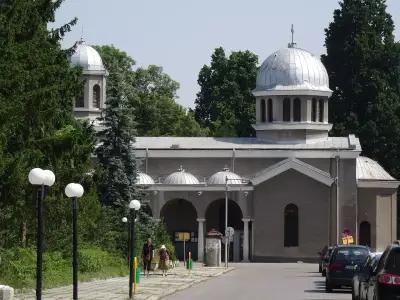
164;263;352;300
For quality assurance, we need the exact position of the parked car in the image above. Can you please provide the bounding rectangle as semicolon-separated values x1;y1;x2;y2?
326;245;370;292
322;246;335;277
365;245;400;300
352;252;382;300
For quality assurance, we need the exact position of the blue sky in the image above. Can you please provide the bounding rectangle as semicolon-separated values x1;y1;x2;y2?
54;0;400;108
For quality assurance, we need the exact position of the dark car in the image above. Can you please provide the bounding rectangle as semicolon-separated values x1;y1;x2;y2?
352;252;382;300
319;246;329;273
322;246;335;277
326;245;370;292
365;245;400;300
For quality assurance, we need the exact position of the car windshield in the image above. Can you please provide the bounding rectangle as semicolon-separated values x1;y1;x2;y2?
332;247;369;264
386;249;400;275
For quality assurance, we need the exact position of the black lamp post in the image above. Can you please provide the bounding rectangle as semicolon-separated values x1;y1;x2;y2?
28;168;55;300
65;183;84;300
128;199;141;299
122;217;130;264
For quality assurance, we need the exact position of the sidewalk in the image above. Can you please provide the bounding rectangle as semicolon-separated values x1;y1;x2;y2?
16;263;233;300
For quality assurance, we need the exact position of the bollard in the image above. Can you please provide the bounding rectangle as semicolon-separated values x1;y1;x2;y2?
134;257;138;294
186;251;193;274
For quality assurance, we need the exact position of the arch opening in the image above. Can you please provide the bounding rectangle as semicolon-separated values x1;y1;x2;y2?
293;98;301;122
283;98;291;122
93;84;101;108
160;199;198;260
205;199;244;261
267;98;273;122
261;99;266;122
284;204;299;247
359;221;371;247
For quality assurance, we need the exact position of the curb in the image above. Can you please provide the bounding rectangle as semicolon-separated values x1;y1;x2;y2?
150;267;235;300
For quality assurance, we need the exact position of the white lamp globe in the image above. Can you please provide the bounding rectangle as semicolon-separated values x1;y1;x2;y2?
129;199;141;211
28;168;45;185
42;170;55;187
65;183;84;198
122;217;128;223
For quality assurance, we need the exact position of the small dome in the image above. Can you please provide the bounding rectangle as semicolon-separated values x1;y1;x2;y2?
208;168;242;185
255;47;331;93
70;40;105;72
164;167;200;185
136;173;155;185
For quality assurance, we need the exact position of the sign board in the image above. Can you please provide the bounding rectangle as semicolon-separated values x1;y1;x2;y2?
342;235;354;245
175;232;190;242
222;227;234;243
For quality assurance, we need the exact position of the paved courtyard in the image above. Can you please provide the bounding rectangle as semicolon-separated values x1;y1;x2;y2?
15;263;353;300
15;263;231;300
166;263;352;300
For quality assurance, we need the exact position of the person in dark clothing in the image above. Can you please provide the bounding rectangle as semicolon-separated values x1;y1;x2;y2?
142;238;154;277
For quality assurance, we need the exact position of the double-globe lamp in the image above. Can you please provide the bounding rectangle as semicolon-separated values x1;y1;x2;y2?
128;199;141;299
65;183;84;300
28;168;55;300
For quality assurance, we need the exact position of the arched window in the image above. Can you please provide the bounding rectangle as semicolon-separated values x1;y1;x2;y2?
283;98;291;122
261;99;266;122
75;95;84;108
311;98;317;122
267;98;273;122
359;221;371;247
284;204;299;247
319;99;324;122
293;98;301;122
93;84;101;108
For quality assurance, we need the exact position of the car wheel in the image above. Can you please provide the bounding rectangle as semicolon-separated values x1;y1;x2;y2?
325;279;333;293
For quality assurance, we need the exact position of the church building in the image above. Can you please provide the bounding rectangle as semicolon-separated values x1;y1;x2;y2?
70;40;399;262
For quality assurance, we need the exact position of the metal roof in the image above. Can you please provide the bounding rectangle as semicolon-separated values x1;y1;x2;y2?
70;40;105;72
134;136;361;151
356;157;395;181
164;167;200;185
208;168;243;185
255;47;331;93
135;172;155;185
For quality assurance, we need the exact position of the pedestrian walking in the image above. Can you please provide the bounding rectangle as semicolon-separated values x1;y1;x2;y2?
158;245;169;277
142;238;154;277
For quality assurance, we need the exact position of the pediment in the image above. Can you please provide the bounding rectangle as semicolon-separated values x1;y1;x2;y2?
251;158;334;186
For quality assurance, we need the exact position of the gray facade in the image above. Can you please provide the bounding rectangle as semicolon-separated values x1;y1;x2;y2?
71;42;399;262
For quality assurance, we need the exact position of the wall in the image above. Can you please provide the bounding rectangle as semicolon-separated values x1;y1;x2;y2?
252;169;330;261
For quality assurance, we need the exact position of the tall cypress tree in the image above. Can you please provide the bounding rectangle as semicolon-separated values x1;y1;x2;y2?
0;0;95;247
95;71;137;207
322;0;400;177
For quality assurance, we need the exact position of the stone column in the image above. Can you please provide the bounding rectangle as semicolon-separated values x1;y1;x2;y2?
242;218;251;262
197;218;206;262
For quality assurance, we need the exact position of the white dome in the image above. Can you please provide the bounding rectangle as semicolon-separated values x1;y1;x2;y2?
255;47;331;94
136;173;155;185
70;40;105;72
208;168;242;185
164;167;200;185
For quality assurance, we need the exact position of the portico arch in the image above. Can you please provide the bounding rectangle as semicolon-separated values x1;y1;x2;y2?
205;199;245;261
160;199;198;260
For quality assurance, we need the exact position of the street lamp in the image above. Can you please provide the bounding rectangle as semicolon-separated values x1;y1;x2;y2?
128;199;141;299
28;168;55;300
65;183;84;300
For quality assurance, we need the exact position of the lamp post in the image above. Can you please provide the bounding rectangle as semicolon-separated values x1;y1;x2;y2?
28;168;55;300
128;199;141;299
65;183;84;300
122;217;131;264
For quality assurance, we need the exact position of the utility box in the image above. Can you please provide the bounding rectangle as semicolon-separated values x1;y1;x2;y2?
205;229;223;267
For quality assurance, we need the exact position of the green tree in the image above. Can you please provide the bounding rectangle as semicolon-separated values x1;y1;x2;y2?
95;70;137;207
322;0;400;177
94;45;206;137
0;0;95;247
194;47;258;137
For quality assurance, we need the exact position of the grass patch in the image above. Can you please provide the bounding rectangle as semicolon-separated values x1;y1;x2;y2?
0;246;128;290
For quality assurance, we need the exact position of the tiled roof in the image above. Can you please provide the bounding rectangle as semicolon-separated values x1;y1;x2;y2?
356;157;395;181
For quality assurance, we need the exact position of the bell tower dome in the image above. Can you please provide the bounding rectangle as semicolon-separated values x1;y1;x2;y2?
252;44;333;144
69;40;106;123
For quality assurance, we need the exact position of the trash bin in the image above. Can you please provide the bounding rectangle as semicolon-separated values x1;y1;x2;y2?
205;229;223;267
135;266;141;284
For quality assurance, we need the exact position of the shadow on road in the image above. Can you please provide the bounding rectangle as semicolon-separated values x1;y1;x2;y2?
304;280;351;294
